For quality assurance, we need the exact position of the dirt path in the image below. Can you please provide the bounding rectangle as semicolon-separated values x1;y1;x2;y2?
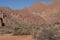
0;35;33;40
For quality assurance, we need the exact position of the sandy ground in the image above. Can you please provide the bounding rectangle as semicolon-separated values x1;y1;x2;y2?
0;34;33;40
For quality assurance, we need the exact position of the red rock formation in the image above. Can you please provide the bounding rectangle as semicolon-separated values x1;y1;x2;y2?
0;0;60;27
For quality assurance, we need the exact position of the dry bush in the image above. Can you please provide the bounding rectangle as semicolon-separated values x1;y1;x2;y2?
33;24;60;40
13;27;31;35
13;24;31;35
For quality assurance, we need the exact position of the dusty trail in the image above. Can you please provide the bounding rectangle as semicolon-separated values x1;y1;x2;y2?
0;35;33;40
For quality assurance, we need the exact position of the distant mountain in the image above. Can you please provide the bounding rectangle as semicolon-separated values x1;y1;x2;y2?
0;1;60;27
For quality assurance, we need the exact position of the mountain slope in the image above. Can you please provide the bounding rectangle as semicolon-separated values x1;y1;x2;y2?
0;1;60;27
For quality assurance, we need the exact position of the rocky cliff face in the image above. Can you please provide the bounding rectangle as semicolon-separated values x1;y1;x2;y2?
0;0;60;27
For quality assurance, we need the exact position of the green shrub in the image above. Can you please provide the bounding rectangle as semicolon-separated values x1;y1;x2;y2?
13;24;31;35
13;27;31;35
0;25;13;34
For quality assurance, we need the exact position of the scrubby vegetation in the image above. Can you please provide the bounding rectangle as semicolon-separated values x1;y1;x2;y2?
13;26;31;35
0;25;13;34
0;22;60;40
33;23;60;40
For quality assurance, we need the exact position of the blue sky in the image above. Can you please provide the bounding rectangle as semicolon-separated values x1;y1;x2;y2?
0;0;52;9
